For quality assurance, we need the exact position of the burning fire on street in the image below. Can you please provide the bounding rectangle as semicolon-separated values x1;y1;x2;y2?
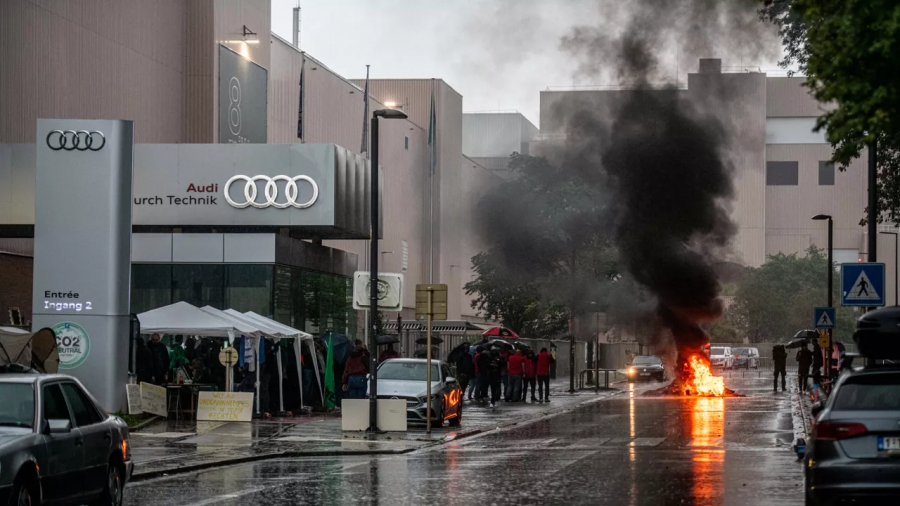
648;350;741;397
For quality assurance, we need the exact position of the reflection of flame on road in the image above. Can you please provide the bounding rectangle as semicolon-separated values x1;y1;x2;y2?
690;396;725;501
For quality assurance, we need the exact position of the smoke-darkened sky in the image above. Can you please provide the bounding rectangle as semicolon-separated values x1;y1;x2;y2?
271;0;784;127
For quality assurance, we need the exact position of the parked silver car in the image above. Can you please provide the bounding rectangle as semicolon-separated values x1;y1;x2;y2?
733;347;760;369
372;359;463;426
0;374;133;506
804;366;900;504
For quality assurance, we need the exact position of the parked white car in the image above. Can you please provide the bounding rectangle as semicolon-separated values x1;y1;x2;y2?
733;347;760;369
709;346;734;369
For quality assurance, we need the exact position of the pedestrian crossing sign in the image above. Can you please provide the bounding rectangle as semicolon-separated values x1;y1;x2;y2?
841;263;886;307
814;307;835;329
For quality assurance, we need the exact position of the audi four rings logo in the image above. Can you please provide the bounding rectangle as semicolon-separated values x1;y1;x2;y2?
224;175;319;209
46;130;106;151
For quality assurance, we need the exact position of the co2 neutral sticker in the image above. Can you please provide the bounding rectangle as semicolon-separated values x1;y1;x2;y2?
52;321;91;369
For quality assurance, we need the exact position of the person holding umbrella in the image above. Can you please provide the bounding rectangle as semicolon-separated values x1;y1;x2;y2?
455;347;474;400
796;343;812;392
379;344;399;363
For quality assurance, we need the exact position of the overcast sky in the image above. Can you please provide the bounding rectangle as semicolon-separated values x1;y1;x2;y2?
271;1;784;128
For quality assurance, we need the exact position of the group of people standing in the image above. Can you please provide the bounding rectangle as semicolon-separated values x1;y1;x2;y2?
455;345;554;408
772;340;847;393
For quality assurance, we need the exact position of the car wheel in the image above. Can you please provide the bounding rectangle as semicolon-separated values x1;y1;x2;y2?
13;477;37;506
90;462;123;506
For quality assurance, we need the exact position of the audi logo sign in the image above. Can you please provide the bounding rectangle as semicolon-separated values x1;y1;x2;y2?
224;175;319;209
46;130;106;151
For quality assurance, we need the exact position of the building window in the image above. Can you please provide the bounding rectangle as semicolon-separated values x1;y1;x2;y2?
404;136;409;150
819;161;835;185
766;161;799;186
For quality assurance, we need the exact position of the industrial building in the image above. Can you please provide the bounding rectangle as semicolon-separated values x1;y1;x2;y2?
0;0;503;337
536;59;898;307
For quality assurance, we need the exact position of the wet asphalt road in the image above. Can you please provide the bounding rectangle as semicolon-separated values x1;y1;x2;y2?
124;376;802;505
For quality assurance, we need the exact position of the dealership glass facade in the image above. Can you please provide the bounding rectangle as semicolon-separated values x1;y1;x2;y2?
131;264;356;338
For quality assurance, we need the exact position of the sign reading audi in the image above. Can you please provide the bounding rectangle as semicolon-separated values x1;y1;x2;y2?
127;143;373;238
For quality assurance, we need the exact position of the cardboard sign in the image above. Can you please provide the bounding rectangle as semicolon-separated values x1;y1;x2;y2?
197;392;254;422
140;382;167;417
126;384;143;415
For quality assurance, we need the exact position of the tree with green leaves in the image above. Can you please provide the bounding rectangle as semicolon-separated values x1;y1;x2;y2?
728;247;857;343
761;0;900;225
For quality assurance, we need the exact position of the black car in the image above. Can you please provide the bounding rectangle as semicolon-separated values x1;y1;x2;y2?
804;365;900;504
627;355;666;382
0;374;133;506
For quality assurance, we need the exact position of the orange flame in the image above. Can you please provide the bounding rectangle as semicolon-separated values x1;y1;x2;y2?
685;355;725;397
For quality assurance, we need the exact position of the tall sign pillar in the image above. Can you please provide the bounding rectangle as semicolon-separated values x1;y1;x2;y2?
32;119;134;410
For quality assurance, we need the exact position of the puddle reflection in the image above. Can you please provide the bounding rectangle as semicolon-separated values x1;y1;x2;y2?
690;396;725;503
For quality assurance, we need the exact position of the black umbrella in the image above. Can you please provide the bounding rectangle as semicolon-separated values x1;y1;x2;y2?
786;329;818;349
416;335;444;345
376;335;399;345
447;342;471;363
785;338;811;349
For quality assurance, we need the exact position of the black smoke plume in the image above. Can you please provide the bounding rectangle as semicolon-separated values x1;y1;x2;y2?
555;0;776;361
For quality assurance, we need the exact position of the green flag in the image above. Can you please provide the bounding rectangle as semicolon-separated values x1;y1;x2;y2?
324;334;336;410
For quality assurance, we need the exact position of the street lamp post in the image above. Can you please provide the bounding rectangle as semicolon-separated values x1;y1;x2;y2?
367;108;408;434
879;231;899;306
813;214;834;380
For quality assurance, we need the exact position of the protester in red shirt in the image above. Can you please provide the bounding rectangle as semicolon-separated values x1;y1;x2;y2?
522;350;537;402
506;348;526;402
378;344;399;364
342;344;370;399
536;348;553;402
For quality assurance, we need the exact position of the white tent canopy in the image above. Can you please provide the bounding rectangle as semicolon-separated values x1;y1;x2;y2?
222;309;289;340
137;302;240;341
199;306;263;338
238;311;323;409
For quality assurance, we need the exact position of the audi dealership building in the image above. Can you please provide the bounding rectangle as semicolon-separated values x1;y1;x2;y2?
0;0;506;339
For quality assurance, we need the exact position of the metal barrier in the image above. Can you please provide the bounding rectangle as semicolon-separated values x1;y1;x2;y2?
578;368;620;389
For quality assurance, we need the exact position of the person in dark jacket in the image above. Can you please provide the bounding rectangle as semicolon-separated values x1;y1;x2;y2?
811;341;823;387
342;344;370;399
147;333;170;385
455;350;475;400
475;346;491;402
487;349;503;407
796;344;812;392
773;345;788;392
135;338;154;384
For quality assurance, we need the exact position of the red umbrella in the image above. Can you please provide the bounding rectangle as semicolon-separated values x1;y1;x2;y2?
482;326;520;339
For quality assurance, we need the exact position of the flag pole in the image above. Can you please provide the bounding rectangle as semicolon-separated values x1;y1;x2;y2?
429;78;436;283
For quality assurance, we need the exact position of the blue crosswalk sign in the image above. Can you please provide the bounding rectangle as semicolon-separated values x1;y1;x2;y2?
814;307;835;329
841;263;886;307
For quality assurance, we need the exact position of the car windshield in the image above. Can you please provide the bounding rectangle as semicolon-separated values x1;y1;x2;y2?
0;383;35;428
711;347;726;355
378;362;441;381
833;374;900;410
632;356;660;365
733;348;750;355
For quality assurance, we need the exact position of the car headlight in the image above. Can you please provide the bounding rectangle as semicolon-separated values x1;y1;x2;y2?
627;367;635;375
419;394;439;403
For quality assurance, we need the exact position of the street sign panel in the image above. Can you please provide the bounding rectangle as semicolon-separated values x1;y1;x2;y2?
814;307;835;329
353;272;404;312
415;284;447;320
841;263;886;307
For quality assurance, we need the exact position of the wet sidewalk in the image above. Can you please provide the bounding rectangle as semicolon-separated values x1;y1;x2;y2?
128;379;625;480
